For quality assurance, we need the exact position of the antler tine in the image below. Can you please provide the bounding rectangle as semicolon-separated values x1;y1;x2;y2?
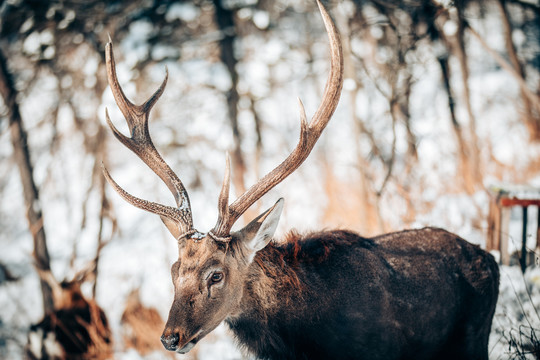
212;0;343;237
102;164;186;224
216;154;231;225
104;41;193;235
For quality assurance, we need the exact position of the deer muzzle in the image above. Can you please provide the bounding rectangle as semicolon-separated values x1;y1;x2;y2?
161;328;203;353
160;332;179;351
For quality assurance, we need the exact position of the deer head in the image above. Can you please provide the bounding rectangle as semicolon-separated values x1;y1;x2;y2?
102;0;342;353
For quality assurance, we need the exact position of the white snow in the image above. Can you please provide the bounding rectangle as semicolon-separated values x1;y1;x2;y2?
165;3;201;23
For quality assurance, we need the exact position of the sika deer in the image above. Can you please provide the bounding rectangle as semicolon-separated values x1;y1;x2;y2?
102;1;499;359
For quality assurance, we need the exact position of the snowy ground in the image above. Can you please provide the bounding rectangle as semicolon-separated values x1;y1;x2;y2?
490;265;540;360
2;229;540;359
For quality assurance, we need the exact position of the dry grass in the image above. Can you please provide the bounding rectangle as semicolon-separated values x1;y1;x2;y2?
321;166;383;236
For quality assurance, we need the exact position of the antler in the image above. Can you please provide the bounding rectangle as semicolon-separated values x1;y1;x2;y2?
102;41;193;238
211;0;344;238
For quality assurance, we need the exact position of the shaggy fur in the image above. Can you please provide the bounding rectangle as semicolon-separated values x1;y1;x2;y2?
226;227;499;360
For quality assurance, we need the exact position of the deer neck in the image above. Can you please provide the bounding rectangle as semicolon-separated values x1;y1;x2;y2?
229;243;304;321
225;244;304;358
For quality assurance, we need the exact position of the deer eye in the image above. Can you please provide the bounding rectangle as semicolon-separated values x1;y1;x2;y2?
210;272;224;284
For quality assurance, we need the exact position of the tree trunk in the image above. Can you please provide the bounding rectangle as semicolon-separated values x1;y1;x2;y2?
340;11;384;234
438;55;476;194
0;48;54;314
454;0;482;191
213;0;248;202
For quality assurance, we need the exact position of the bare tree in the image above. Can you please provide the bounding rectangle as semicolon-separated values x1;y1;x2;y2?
0;47;54;315
497;0;540;139
213;0;248;203
454;0;482;188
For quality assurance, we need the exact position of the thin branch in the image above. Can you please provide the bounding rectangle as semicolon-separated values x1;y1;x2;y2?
466;22;540;115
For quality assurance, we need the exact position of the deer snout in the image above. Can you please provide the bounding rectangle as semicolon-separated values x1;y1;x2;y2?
160;332;179;351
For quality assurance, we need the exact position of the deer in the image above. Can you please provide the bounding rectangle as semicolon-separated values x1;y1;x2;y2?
101;1;499;359
27;268;112;359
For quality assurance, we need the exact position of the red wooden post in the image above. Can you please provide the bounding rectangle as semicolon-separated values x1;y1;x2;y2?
488;186;540;268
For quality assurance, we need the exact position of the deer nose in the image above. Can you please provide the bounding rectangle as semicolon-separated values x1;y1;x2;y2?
161;332;179;351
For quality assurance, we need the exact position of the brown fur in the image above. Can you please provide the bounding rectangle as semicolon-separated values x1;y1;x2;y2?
121;290;167;355
231;228;498;360
254;237;302;291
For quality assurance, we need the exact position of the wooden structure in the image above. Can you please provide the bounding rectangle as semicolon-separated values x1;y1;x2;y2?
487;185;540;271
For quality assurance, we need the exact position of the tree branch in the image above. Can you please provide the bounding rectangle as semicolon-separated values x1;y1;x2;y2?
466;22;540;115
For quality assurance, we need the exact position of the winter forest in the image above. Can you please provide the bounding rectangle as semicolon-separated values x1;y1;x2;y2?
1;0;540;358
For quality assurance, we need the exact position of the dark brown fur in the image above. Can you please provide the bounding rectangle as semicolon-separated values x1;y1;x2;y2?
226;227;499;360
26;281;112;360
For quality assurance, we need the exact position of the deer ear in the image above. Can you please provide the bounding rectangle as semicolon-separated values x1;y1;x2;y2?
235;198;284;263
160;216;182;240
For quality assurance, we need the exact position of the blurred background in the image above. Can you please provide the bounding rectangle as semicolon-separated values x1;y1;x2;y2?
1;0;539;359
